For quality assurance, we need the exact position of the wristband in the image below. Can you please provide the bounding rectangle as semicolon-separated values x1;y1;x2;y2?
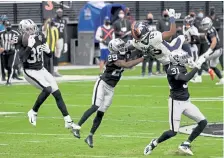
169;17;175;23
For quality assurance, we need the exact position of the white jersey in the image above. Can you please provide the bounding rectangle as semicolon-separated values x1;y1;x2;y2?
182;25;199;44
132;31;185;65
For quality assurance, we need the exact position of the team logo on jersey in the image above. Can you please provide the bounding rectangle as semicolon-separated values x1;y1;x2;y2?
179;123;223;138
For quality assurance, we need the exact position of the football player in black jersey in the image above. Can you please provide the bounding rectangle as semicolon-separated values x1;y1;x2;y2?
200;17;223;85
144;50;208;156
14;19;80;131
72;38;149;148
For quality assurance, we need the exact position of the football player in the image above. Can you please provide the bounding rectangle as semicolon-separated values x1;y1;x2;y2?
13;19;80;131
182;15;215;82
72;38;149;148
200;17;223;85
144;50;208;156
130;9;186;72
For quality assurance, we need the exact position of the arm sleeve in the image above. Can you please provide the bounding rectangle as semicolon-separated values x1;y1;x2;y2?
95;27;102;41
175;68;198;82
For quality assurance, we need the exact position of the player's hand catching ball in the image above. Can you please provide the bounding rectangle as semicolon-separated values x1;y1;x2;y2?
166;9;175;18
27;35;36;48
41;43;50;54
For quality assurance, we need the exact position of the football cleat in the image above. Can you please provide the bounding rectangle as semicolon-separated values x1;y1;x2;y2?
85;135;93;148
215;78;224;85
191;76;202;83
72;128;81;139
144;139;157;155
65;121;81;130
208;68;215;80
27;109;37;126
178;142;194;156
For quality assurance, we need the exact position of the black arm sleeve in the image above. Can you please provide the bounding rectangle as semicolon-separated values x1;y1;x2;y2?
45;51;52;58
175;68;198;82
190;35;200;44
18;46;32;62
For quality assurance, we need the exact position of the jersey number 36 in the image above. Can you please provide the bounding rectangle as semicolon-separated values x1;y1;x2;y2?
27;45;42;64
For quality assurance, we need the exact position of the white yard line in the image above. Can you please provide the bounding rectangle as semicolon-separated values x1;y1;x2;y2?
0;144;8;146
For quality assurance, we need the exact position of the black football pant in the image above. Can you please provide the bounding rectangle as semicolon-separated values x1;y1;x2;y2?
1;52;15;83
44;53;51;73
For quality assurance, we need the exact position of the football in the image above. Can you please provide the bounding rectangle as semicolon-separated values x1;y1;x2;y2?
22;33;30;47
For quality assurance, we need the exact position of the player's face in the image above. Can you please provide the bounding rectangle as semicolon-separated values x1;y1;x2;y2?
57;11;63;18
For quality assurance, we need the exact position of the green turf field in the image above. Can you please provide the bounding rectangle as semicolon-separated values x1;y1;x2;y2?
0;68;223;158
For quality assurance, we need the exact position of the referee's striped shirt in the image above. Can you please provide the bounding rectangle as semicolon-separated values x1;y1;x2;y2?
0;29;20;52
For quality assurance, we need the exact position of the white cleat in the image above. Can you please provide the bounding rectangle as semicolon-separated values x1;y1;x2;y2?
215;78;224;85
192;76;202;83
65;121;81;130
27;109;37;126
144;139;157;155
178;142;194;156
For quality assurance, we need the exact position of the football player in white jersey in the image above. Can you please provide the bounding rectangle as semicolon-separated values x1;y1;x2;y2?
129;9;187;72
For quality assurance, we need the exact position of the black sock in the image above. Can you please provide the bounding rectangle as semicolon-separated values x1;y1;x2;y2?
157;130;177;144
188;119;207;142
52;90;69;116
7;69;11;83
32;90;50;112
78;105;98;126
90;111;104;135
211;67;223;79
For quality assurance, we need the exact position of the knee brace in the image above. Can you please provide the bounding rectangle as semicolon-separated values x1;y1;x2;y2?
43;86;52;94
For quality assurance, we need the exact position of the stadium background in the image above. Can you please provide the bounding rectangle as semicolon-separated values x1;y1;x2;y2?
0;1;223;63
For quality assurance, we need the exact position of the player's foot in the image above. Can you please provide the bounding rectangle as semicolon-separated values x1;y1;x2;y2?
85;135;93;148
65;120;81;130
178;142;194;156
5;82;12;86
27;109;37;126
192;76;202;83
141;72;145;77
72;128;81;139
144;139;157;155
208;68;215;80
53;72;62;77
215;78;224;85
148;72;152;77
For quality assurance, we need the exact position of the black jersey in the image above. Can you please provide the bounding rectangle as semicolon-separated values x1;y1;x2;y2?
53;17;67;39
15;32;46;70
100;53;130;87
205;27;221;50
167;64;189;101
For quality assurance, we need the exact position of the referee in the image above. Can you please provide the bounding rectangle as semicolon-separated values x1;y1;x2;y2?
42;18;59;74
0;21;19;85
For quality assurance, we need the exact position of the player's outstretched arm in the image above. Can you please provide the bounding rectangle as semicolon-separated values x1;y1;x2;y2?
174;68;198;82
162;9;176;40
114;57;144;68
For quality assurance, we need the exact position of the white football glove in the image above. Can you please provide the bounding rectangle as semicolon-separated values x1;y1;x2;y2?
166;9;175;18
195;56;206;69
63;43;68;53
187;58;197;68
28;36;36;48
42;43;50;54
203;48;213;59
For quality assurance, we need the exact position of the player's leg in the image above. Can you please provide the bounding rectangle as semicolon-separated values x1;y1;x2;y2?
148;57;153;76
85;82;114;148
54;39;63;77
144;98;183;155
1;54;6;81
23;69;52;126
180;101;207;155
5;54;12;85
219;52;223;71
208;49;223;85
42;68;79;129
73;78;104;139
